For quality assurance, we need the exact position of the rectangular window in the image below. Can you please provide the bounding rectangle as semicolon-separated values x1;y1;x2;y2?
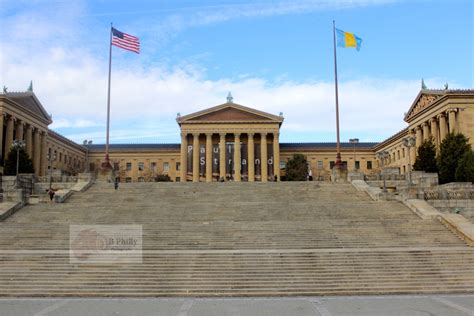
397;150;400;160
126;162;132;171
138;162;144;171
151;162;157;172
402;148;406;158
355;161;360;169
367;161;372;170
176;162;181;171
163;162;170;173
279;161;286;170
317;161;323;169
125;177;132;183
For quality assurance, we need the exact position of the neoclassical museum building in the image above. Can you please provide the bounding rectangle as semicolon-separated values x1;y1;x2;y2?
0;87;473;182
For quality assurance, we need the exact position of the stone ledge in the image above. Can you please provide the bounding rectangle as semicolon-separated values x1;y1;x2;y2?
71;181;92;192
403;199;441;219
351;180;395;201
0;202;23;221
54;190;73;203
438;214;474;246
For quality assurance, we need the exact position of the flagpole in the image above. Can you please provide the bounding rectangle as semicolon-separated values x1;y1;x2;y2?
104;22;113;168
333;20;342;166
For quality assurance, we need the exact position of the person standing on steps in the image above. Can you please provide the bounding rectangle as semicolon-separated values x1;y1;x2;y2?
114;177;119;190
46;188;56;203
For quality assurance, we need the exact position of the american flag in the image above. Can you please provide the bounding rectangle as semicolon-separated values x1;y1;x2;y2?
111;27;140;54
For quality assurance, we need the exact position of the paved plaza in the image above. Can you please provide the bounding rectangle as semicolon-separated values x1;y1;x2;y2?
1;295;474;316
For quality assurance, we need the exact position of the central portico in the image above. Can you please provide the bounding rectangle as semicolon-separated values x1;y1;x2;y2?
177;95;284;182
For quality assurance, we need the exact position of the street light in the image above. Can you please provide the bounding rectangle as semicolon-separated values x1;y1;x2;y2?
349;138;359;171
402;136;416;185
12;140;26;187
47;150;57;189
376;150;390;192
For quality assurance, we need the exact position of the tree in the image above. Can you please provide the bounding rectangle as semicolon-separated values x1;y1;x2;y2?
284;154;308;181
3;147;34;175
413;138;438;172
437;133;471;184
455;150;474;182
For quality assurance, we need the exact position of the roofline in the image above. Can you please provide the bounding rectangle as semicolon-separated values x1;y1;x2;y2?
372;128;409;151
48;129;87;153
177;102;284;125
2;92;53;125
404;89;474;122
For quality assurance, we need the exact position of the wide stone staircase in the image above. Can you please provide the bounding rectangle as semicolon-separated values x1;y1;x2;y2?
0;182;472;296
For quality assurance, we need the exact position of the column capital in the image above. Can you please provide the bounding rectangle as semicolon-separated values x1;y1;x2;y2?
219;132;226;137
437;112;446;119
234;132;241;138
247;132;254;137
260;132;267;137
192;132;200;137
447;108;458;114
205;132;213;138
430;117;438;123
421;121;429;127
180;132;187;138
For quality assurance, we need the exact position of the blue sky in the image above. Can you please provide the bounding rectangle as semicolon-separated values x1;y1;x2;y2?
0;0;472;144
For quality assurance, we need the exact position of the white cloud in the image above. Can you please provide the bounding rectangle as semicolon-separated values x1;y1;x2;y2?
1;0;458;144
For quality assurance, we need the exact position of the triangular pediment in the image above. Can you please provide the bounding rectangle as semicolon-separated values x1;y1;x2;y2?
404;90;444;122
177;102;283;125
4;92;52;124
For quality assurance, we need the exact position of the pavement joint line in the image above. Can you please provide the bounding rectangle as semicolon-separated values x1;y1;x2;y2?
308;298;333;316
33;299;69;316
177;299;194;316
431;296;474;316
0;247;471;255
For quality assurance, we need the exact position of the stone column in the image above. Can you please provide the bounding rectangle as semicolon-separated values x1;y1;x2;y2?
248;133;255;182
261;133;268;182
422;122;430;141
273;132;280;181
5;115;14;159
16;120;24;141
205;133;213;182
26;125;33;158
40;132;47;176
192;133;200;182
409;130;416;165
415;126;422;149
234;133;241;182
448;109;457;133
438;113;447;142
0;114;4;161
219;133;226;181
180;133;187;182
430;117;439;149
33;129;41;176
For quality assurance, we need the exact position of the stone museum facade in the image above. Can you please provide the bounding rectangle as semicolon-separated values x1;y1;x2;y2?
0;88;473;182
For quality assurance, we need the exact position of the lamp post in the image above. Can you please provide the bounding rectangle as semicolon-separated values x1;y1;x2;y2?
376;150;390;192
349;138;359;171
402;136;416;185
47;151;57;190
12;140;26;188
